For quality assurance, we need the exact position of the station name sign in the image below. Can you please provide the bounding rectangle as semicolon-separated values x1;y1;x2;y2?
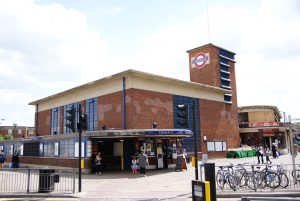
145;130;193;135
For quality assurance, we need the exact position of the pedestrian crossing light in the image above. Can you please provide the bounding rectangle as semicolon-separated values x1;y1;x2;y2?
65;106;76;133
79;113;88;131
177;104;189;128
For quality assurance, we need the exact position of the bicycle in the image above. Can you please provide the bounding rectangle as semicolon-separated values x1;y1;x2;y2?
216;164;239;191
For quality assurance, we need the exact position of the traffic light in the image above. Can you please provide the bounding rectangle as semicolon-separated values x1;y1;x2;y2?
79;113;88;131
177;104;189;128
65;106;76;133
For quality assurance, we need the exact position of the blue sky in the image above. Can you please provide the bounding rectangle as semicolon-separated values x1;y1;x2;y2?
0;0;299;126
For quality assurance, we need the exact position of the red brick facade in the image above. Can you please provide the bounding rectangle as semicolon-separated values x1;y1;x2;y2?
36;110;51;136
126;89;173;129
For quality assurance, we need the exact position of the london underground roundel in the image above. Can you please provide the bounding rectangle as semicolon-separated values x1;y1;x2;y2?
192;53;209;69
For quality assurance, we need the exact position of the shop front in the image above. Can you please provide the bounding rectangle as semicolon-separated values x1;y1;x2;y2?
89;129;192;171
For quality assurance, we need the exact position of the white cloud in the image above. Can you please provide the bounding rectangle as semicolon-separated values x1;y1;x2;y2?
0;0;299;127
0;0;113;126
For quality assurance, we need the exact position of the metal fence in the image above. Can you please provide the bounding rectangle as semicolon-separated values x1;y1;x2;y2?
0;168;76;194
199;163;300;192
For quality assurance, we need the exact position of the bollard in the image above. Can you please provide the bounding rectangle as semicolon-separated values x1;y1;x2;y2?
204;163;216;201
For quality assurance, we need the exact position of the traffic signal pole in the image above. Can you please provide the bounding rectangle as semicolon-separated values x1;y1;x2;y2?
78;103;82;193
192;99;199;180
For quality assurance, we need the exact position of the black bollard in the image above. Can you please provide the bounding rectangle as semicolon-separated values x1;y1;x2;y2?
204;163;216;201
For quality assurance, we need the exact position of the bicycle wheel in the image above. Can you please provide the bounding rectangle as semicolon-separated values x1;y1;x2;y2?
246;172;265;190
292;170;300;182
216;170;225;189
279;173;289;188
227;174;239;191
235;169;247;187
265;172;280;188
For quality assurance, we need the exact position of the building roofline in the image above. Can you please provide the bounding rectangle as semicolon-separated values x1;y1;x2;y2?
238;105;282;119
29;69;230;105
186;43;236;55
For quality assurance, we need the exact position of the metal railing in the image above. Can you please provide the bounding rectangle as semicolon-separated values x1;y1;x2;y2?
0;168;76;194
199;163;300;192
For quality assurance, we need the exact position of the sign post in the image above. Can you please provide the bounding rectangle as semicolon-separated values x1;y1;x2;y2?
193;99;199;180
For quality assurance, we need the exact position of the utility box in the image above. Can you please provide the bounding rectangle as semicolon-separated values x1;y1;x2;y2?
192;180;211;201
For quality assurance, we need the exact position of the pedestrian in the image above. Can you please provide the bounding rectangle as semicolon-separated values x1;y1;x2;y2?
272;143;277;159
264;147;272;164
138;150;149;177
0;150;6;168
131;156;138;174
257;146;264;164
11;152;19;168
275;145;280;158
94;152;102;176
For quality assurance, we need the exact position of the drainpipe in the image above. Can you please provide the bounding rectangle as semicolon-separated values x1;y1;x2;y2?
122;77;126;129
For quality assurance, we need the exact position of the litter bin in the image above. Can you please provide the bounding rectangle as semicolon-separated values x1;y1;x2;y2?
38;168;55;193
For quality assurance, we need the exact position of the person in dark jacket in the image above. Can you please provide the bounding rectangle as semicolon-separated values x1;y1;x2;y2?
138;151;149;176
11;152;20;168
272;143;277;159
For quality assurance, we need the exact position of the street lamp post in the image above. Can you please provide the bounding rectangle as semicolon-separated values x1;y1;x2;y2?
13;123;17;138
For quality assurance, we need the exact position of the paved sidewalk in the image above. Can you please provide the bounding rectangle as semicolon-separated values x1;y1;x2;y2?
0;154;299;200
73;154;300;200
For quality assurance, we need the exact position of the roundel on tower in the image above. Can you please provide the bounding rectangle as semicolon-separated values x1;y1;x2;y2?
191;53;210;69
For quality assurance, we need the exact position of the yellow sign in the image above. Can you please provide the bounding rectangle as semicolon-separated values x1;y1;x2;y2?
191;157;195;167
81;159;84;169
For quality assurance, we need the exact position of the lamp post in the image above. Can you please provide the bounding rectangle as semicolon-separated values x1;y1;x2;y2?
13;123;17;138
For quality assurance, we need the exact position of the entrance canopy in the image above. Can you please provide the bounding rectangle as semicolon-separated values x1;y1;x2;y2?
86;129;193;139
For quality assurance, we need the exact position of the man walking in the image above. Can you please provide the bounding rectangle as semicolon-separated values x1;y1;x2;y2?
138;151;149;177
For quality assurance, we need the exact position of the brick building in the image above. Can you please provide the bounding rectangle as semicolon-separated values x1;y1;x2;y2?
0;43;240;171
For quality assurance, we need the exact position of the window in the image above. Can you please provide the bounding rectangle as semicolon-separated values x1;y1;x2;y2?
207;141;227;152
23;142;39;156
54;142;59;156
75;141;85;158
18;129;22;135
39;143;44;156
86;98;98;131
8;129;12;135
51;107;60;135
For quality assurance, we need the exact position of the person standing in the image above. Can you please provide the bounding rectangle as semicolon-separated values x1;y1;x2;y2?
257;146;264;164
272;143;277;159
138;151;148;177
131;156;138;174
94;152;102;176
0;150;6;168
264;147;272;164
11;152;19;168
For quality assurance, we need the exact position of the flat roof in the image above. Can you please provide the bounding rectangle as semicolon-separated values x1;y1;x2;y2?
29;69;230;105
186;43;236;55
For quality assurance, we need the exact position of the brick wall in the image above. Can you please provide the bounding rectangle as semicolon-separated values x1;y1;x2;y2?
36;110;51;136
200;99;239;158
189;46;220;87
126;89;174;129
98;91;123;130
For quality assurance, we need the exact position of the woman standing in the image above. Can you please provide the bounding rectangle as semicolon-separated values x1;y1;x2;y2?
94;152;102;176
138;151;148;177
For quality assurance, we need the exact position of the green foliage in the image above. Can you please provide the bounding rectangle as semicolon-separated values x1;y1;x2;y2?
0;135;14;141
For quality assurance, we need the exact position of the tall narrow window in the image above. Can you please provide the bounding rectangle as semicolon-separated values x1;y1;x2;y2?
85;98;98;131
51;107;60;135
